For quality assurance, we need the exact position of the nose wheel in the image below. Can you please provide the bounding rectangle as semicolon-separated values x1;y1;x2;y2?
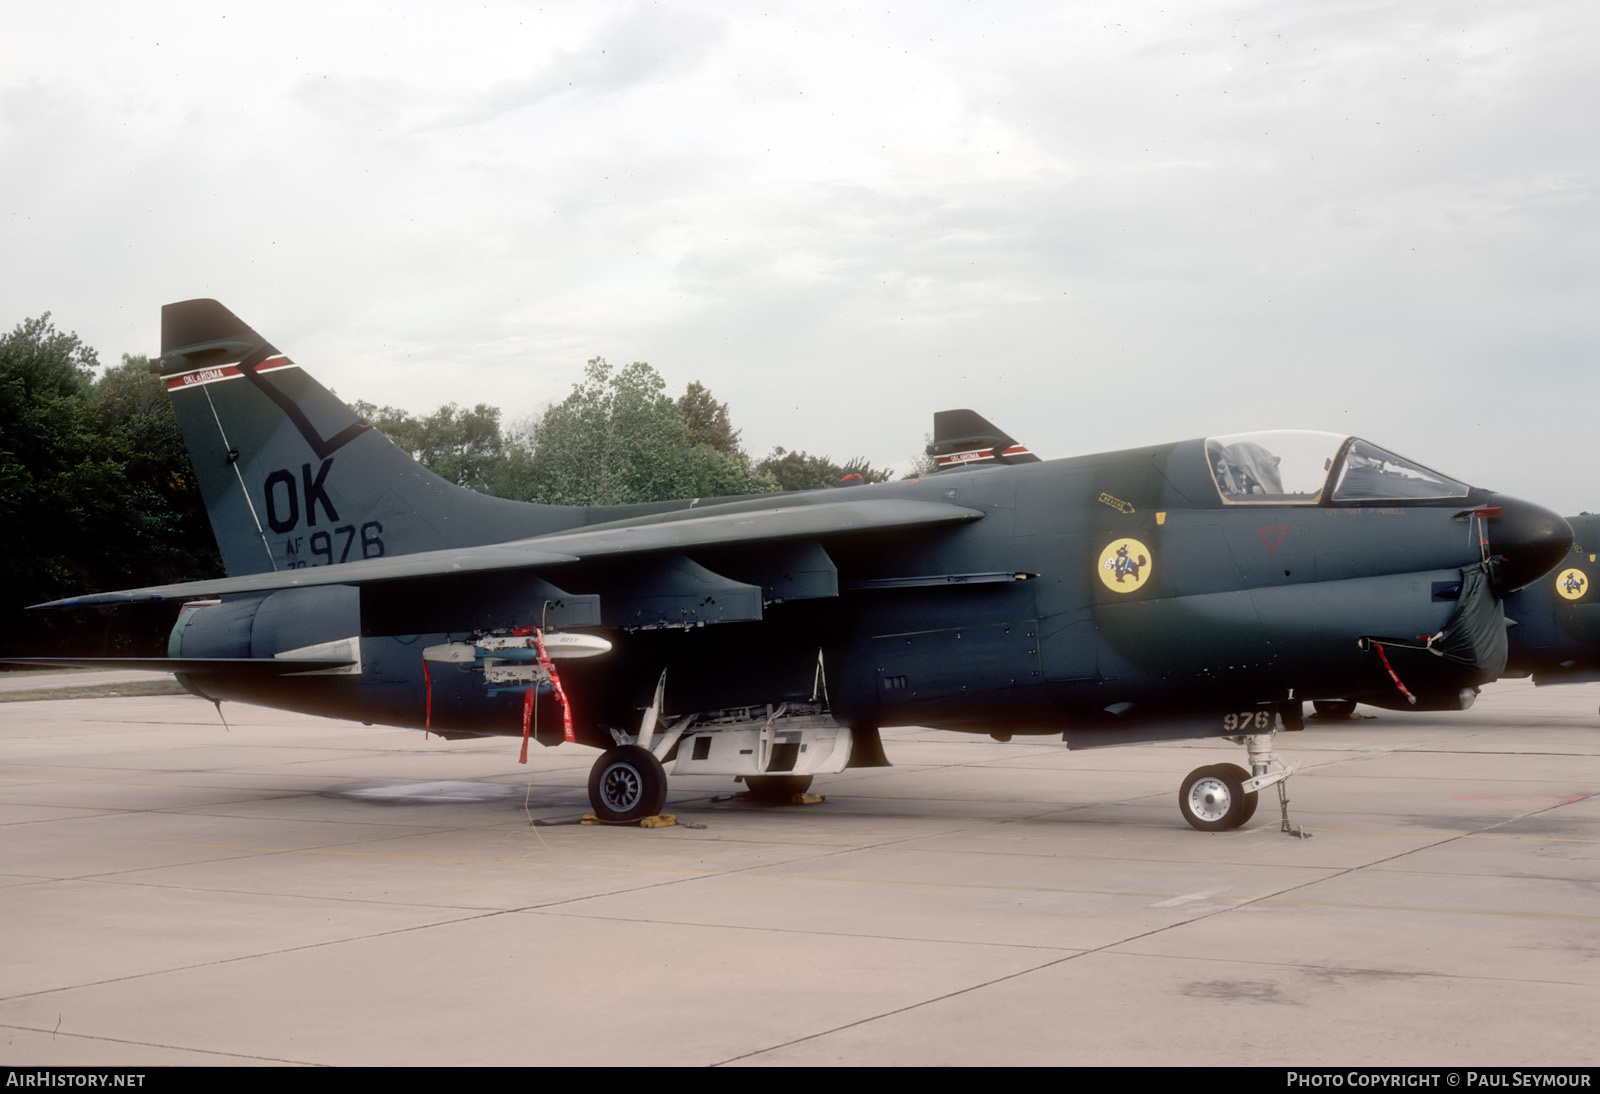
1178;732;1307;836
1179;763;1258;831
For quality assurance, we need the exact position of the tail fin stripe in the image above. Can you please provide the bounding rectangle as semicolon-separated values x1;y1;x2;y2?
165;357;298;393
239;355;372;460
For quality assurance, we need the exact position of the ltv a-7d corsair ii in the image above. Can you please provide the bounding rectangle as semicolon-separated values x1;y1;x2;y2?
21;301;1573;830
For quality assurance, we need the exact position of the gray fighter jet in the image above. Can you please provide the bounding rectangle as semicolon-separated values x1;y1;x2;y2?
17;300;1573;830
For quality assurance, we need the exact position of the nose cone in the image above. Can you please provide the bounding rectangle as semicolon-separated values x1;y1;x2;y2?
1482;495;1573;593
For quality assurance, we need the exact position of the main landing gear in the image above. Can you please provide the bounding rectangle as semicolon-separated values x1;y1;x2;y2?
587;746;669;822
581;690;856;820
1178;732;1306;836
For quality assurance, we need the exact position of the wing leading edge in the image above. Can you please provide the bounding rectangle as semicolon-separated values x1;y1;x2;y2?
1;658;353;675
33;498;984;609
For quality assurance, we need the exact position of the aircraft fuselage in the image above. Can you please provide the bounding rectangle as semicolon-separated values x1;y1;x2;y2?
171;437;1555;750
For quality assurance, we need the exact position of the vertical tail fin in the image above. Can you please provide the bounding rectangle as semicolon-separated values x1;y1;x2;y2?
925;409;1041;471
155;299;570;576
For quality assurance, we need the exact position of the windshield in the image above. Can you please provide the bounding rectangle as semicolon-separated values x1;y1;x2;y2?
1331;439;1469;501
1205;431;1470;504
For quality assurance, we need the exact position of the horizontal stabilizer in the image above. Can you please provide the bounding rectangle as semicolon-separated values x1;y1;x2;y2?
2;657;354;676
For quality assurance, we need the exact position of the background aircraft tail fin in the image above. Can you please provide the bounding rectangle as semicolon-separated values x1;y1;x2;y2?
155;299;574;577
925;408;1041;471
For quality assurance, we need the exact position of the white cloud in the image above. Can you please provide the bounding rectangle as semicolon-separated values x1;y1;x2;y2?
2;0;1596;510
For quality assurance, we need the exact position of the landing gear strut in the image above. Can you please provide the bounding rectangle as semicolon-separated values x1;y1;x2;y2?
587;745;668;822
1178;732;1305;836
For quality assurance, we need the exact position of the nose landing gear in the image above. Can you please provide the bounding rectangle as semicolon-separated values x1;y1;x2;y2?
1178;732;1308;837
1180;763;1258;831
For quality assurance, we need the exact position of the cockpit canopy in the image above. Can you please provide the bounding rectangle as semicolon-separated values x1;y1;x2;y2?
1205;431;1470;505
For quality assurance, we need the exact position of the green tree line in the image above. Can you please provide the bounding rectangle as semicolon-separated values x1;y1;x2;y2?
2;316;895;656
349;356;894;504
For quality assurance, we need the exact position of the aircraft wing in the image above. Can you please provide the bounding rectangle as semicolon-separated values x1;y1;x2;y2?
33;498;983;609
34;541;582;607
1;657;354;675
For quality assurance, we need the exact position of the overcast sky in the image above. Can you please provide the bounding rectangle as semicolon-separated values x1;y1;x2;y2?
4;1;1595;512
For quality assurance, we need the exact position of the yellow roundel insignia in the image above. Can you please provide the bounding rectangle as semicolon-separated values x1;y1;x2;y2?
1556;568;1589;601
1098;538;1153;593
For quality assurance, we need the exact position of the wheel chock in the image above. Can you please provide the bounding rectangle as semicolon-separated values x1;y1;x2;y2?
580;813;678;828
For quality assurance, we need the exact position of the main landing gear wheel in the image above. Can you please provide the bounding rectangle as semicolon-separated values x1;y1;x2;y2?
588;745;668;822
1179;763;1259;831
1313;699;1358;719
743;775;813;802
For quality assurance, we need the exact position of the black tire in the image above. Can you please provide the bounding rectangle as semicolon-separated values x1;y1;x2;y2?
1313;699;1358;719
1210;762;1258;826
588;745;668;822
1179;763;1257;831
743;774;813;802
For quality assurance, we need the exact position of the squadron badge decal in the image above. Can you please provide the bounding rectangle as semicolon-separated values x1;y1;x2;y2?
1098;538;1153;593
1556;568;1589;601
